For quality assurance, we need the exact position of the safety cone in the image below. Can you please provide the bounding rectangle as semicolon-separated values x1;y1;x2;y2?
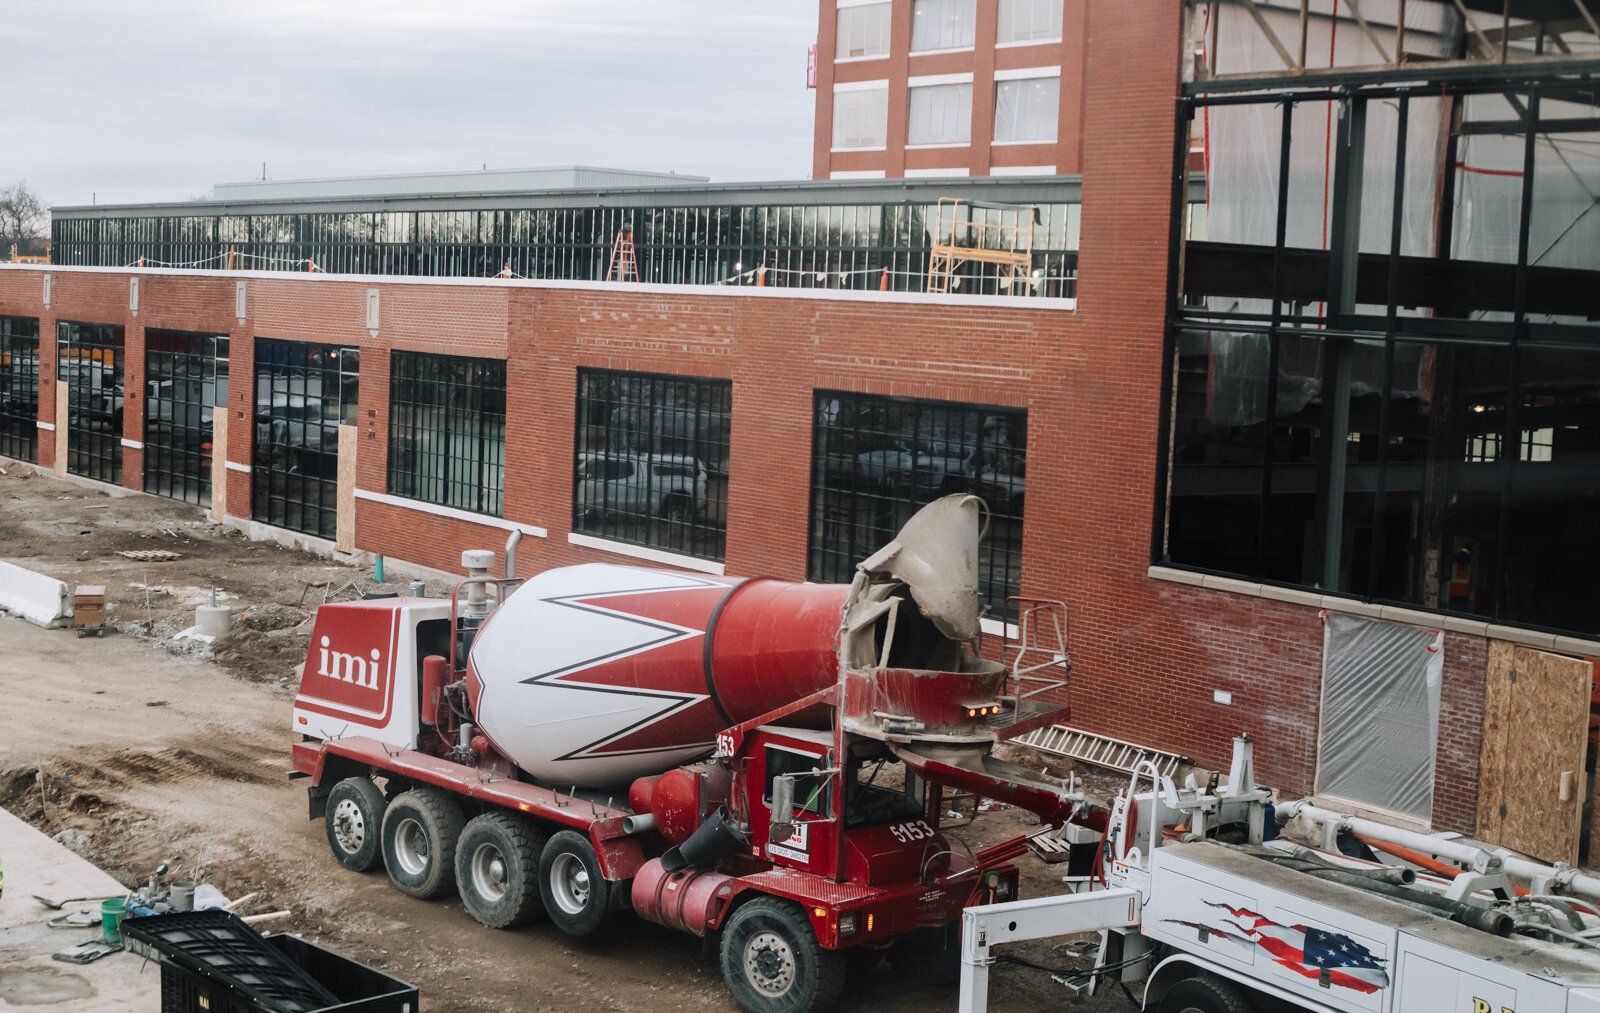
879;267;889;291
757;266;768;287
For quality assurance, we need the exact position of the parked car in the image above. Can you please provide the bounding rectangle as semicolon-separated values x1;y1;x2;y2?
255;394;339;455
576;453;707;522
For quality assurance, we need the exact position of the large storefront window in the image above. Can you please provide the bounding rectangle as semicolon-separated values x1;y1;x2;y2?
252;339;357;540
810;391;1025;619
388;352;506;517
574;369;731;562
0;316;40;463
58;321;125;485
145;330;227;507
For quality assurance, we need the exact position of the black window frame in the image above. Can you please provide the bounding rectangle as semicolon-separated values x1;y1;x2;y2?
809;390;1027;620
387;350;507;517
0;316;40;463
57;320;125;485
251;338;358;540
573;368;732;562
144;329;228;507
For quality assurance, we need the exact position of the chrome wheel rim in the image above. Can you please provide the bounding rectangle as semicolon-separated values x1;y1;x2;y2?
743;930;797;999
331;798;367;854
549;851;590;915
393;817;429;876
471;842;508;903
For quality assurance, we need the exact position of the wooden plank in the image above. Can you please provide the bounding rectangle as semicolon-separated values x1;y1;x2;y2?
209;412;228;523
1476;640;1516;843
54;380;67;476
1488;645;1590;864
335;424;356;553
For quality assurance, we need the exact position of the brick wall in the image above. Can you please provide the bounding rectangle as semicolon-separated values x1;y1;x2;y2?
0;0;1495;829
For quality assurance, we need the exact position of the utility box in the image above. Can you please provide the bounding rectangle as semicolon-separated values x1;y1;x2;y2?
122;910;419;1013
72;585;106;638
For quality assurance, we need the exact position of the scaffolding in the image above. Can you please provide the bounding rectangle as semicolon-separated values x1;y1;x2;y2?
925;198;1038;295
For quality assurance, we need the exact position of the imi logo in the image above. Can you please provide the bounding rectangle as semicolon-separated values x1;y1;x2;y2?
317;636;382;689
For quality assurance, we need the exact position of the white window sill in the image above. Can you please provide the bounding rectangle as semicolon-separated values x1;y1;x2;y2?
354;489;548;538
835;54;889;63
830;146;888;153
910;46;975;57
980;616;1020;640
996;38;1063;48
992;138;1059;147
906;141;971;149
567;532;727;576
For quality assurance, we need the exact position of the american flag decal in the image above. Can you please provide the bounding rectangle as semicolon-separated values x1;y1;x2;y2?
1166;901;1390;994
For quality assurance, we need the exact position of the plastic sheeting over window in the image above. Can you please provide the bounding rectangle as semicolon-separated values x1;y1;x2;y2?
1316;615;1444;822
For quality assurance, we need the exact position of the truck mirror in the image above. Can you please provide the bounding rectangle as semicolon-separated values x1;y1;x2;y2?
769;774;796;842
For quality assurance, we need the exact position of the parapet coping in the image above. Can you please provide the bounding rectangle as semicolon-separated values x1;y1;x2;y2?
1147;564;1600;656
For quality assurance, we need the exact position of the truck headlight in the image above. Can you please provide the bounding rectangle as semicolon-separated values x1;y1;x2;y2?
838;913;857;937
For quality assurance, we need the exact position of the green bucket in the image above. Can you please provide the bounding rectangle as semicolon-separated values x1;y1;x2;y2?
100;897;126;944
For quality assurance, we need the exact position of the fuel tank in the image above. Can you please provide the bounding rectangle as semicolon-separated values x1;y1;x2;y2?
465;564;849;787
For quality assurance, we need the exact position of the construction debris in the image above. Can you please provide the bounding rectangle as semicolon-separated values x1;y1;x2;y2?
115;550;183;562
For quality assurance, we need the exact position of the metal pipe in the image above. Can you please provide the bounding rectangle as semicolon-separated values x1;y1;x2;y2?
504;528;521;579
621;812;655;835
1280;801;1600;903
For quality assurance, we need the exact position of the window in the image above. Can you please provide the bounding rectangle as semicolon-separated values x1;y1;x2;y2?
810;391;1026;619
0;316;40;463
836;2;891;59
911;0;976;51
144;330;227;507
997;0;1063;44
252;339;358;540
388;352;506;517
765;746;831;817
994;75;1061;144
574;369;731;562
832;84;889;149
1316;616;1442;822
57;321;125;485
845;745;924;829
908;82;972;146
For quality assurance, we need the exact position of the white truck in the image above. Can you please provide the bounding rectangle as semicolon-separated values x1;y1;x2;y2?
960;737;1600;1013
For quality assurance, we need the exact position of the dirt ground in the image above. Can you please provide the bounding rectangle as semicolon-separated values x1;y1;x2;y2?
0;468;1131;1013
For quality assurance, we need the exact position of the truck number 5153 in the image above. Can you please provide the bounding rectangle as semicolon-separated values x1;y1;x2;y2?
889;820;935;843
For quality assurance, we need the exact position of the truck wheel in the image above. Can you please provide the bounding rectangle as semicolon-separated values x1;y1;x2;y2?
325;776;387;872
720;897;845;1013
1156;973;1253;1013
380;788;465;899
456;812;547;929
886;926;960;986
539;830;611;937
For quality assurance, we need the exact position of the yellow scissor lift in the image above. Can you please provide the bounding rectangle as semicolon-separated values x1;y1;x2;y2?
925;197;1037;295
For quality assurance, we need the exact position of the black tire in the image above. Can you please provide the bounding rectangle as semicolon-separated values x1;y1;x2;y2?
1156;973;1254;1013
538;829;612;937
720;897;845;1013
324;776;387;872
380;788;465;899
455;812;547;929
886;925;960;986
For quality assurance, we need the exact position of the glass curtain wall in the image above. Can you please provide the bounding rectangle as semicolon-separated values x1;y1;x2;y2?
57;321;125;484
144;330;228;506
574;369;732;561
0;316;40;462
387;352;507;517
810;391;1026;619
52;201;1082;298
252;339;358;539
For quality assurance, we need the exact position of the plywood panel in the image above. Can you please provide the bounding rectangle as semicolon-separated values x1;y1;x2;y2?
336;424;356;553
1479;643;1590;864
209;413;228;523
53;380;67;476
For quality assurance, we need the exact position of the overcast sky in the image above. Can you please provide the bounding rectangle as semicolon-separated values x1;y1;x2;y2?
5;1;819;209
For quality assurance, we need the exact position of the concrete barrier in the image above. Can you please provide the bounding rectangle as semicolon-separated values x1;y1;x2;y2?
0;559;72;627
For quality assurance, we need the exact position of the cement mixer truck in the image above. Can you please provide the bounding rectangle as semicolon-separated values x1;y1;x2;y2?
289;495;1092;1012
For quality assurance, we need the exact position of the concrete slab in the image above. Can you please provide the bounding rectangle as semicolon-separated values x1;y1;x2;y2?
0;560;70;628
0;806;156;1011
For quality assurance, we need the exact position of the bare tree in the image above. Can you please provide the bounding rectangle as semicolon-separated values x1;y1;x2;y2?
0;181;47;256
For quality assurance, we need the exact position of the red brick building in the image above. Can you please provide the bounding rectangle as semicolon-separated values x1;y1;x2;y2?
5;0;1600;867
813;0;1083;179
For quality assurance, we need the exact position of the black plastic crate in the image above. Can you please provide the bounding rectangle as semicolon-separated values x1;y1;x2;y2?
123;910;418;1013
